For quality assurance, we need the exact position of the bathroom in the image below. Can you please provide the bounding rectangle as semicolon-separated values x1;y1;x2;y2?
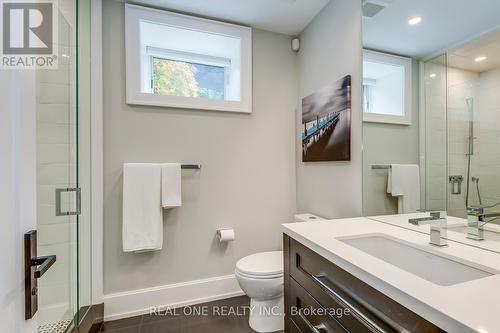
1;0;500;332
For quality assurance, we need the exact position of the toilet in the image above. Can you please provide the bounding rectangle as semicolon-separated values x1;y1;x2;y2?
235;251;284;332
235;214;324;332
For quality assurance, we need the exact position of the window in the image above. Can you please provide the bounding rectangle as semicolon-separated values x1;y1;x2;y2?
363;50;412;125
125;4;252;113
148;48;230;100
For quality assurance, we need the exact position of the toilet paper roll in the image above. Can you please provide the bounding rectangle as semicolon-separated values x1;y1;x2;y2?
217;229;235;243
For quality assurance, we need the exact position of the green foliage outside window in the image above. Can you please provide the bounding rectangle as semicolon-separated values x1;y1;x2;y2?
153;58;225;100
153;59;199;97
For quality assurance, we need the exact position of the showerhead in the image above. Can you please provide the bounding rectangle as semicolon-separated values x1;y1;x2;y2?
466;97;475;156
466;97;474;113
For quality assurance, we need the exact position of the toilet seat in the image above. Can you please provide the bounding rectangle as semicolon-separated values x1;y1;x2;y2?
235;270;283;280
235;251;283;278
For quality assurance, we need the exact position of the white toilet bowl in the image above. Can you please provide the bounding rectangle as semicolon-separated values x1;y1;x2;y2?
235;251;284;333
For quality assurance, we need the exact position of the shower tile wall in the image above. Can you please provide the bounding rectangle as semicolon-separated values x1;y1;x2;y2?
447;66;500;217
447;68;479;217
476;68;500;206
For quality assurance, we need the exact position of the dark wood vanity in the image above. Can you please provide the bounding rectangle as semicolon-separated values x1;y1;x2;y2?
283;234;446;333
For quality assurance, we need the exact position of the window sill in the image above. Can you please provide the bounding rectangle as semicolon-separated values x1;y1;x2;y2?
363;113;411;125
126;92;252;113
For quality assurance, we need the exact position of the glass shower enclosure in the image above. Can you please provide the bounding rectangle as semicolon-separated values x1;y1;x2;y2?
35;0;93;332
423;28;500;227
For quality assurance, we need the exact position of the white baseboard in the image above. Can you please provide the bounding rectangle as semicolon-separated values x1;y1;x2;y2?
103;274;244;321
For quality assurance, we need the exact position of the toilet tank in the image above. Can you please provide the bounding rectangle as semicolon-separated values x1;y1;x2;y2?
294;213;325;222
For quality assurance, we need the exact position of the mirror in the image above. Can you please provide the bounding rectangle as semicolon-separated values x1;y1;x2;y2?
362;0;500;251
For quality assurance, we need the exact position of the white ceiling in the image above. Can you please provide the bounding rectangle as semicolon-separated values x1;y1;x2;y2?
130;0;331;36
363;0;500;59
448;30;500;73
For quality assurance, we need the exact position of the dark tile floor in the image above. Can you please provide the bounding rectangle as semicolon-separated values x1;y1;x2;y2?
99;296;283;333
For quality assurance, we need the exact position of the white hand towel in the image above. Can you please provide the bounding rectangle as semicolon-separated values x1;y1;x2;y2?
161;163;182;208
387;164;421;214
122;163;163;252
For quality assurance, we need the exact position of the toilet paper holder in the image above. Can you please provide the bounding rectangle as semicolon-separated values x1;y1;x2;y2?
216;228;235;242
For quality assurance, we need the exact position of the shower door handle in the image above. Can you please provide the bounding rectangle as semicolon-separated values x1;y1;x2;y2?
32;255;57;278
24;231;57;319
55;188;81;216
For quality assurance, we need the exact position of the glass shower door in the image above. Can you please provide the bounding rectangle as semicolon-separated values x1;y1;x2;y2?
423;54;448;212
76;0;93;326
35;0;94;330
35;9;78;332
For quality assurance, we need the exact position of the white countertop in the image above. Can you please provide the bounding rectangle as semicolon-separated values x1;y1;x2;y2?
282;217;500;333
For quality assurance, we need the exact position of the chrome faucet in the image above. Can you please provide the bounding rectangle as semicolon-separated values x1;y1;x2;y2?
408;211;443;226
467;206;485;240
466;205;500;241
408;211;448;246
429;218;448;247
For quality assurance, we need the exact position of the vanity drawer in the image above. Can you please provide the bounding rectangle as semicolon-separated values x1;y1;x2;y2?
290;278;348;333
288;238;445;333
288;318;304;333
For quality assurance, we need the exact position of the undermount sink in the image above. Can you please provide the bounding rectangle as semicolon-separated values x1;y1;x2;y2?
338;234;497;286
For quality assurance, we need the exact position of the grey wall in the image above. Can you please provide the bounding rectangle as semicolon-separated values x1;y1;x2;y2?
296;0;363;219
362;60;421;216
103;0;298;294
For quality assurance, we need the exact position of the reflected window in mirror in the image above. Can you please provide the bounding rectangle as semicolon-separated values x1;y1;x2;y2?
363;50;412;125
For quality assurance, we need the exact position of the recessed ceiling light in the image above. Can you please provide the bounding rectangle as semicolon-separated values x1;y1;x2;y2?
475;56;487;62
408;16;422;25
429;73;437;78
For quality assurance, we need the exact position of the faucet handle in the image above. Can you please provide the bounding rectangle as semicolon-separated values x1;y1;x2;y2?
417;209;446;218
430;211;441;219
467;205;485;216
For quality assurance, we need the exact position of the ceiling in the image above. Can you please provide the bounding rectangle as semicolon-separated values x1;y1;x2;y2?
129;0;331;36
363;0;500;59
448;29;500;73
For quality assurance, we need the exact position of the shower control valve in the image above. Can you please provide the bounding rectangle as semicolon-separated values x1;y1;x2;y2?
449;175;464;195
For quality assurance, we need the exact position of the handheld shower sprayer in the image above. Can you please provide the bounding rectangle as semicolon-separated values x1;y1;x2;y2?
466;97;474;157
465;98;474;208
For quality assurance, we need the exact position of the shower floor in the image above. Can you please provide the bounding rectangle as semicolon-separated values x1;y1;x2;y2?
38;319;72;333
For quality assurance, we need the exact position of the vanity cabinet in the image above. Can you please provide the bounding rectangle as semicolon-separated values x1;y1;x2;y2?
283;234;446;333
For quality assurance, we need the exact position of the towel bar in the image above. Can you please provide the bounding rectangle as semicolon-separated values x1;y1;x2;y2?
181;164;202;170
371;164;391;170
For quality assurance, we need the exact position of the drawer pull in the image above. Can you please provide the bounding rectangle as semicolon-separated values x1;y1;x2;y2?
312;275;387;333
298;311;330;333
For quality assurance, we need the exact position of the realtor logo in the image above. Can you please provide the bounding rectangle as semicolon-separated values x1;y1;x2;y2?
1;0;58;69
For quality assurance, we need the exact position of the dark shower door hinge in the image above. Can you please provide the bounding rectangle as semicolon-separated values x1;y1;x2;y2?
25;230;57;319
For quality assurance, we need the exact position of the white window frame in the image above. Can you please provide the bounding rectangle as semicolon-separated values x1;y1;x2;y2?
363;50;412;125
125;4;252;113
